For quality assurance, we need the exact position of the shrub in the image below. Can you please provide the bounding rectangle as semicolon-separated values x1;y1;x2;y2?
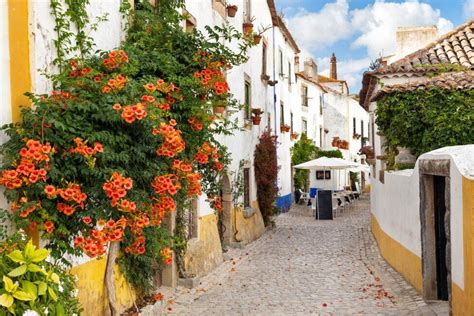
0;233;81;315
254;130;278;226
291;133;318;190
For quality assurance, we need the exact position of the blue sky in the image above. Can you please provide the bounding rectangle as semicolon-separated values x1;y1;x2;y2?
275;0;473;93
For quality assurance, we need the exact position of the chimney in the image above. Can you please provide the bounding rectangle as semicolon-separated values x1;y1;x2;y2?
393;26;438;61
330;53;337;80
303;58;317;79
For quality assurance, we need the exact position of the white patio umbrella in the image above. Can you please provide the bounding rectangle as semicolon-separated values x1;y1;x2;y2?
294;157;356;190
293;157;356;170
347;162;370;173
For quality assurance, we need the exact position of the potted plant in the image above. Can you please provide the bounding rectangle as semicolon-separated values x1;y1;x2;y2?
226;4;238;17
341;140;349;149
243;17;255;34
251;108;263;125
280;124;290;133
290;132;299;140
213;99;226;114
253;33;262;44
352;133;361;139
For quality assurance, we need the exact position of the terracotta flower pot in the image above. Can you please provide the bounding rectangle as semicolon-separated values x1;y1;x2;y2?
227;5;238;17
253;34;262;44
252;116;261;125
243;22;253;35
214;106;225;114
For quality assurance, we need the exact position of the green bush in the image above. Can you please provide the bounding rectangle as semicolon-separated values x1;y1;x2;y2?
0;233;81;315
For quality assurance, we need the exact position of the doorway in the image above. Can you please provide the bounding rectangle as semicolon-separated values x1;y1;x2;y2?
419;159;451;304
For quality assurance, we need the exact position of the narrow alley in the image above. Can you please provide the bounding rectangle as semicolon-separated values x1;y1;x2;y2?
144;197;448;315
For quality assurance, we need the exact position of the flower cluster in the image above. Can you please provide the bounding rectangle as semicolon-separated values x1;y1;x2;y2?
102;172;135;211
160;247;173;265
102;74;128;93
187;117;203;131
0;140;51;189
155;121;185;158
194;61;230;96
103;50;129;70
208;195;222;212
151;174;181;196
186;173;202;197
74;217;127;257
68;59;92;78
69;138;103;158
194;142;218;164
118;102;148;124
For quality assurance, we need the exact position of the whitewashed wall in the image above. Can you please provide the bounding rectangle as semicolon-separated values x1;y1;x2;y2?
29;0;124;94
185;0;274;215
371;145;474;290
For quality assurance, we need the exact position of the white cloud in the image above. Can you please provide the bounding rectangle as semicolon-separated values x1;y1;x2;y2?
351;1;454;58
464;0;474;17
285;0;353;52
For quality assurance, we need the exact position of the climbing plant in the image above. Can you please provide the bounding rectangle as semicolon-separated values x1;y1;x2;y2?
0;0;254;314
376;87;474;164
254;130;278;226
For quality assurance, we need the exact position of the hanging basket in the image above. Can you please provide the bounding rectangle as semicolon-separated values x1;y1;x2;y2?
243;22;254;35
252;116;262;125
253;34;262;44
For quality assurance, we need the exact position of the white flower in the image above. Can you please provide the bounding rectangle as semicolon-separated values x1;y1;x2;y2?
58;284;64;293
44;307;49;315
22;310;39;316
72;289;79;297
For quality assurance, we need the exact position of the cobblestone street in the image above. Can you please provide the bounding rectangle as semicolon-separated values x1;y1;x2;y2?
144;196;448;315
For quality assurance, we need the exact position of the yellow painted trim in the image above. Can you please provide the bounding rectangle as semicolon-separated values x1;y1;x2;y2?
371;215;423;292
8;0;31;123
70;258;136;315
452;177;474;315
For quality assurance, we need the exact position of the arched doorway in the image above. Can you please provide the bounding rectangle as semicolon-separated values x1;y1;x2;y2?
218;174;233;247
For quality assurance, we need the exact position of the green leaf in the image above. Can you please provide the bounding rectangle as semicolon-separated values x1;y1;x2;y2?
7;264;28;277
56;302;65;316
12;290;34;301
50;272;60;284
30;248;49;263
37;282;47;296
24;240;35;259
27;263;44;273
20;280;37;300
3;276;17;293
6;250;25;263
48;286;58;301
0;294;13;308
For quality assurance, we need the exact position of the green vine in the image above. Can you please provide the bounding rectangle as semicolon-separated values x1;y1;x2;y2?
376;88;474;158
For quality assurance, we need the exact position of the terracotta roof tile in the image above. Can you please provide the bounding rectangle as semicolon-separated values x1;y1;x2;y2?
376;19;474;75
371;71;474;101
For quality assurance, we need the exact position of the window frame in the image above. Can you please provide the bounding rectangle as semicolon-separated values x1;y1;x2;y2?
244;78;251;119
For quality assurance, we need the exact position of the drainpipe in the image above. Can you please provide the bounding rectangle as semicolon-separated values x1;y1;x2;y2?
271;23;280;209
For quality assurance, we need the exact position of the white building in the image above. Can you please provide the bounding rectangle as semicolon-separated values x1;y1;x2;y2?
359;21;474;313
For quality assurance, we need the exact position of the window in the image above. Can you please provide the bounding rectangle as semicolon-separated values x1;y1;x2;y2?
290;112;294;133
243;168;250;208
244;79;251;119
353;117;356;134
319;95;323;115
361;120;365;146
280;101;284;126
302;119;307;134
279;50;283;76
262;43;267;76
288;61;291;85
302;85;308;106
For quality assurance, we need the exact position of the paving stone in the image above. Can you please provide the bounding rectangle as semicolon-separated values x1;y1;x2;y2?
142;196;448;315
